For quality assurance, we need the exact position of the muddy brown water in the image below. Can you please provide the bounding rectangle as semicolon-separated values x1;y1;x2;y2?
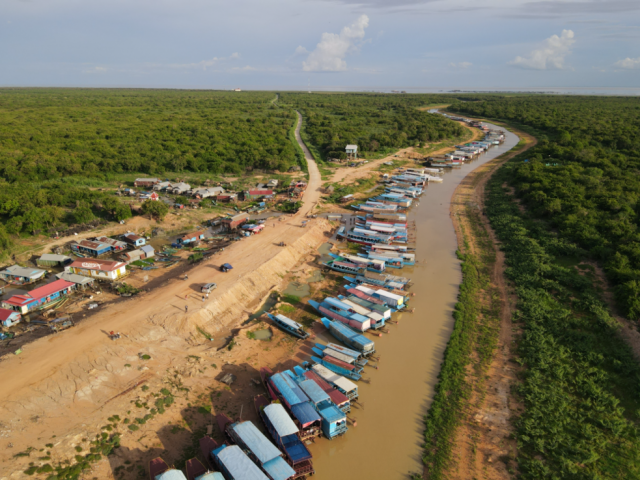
309;125;520;479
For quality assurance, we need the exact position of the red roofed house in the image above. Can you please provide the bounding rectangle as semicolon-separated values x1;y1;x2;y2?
244;189;274;201
1;279;75;314
67;259;127;281
0;308;22;327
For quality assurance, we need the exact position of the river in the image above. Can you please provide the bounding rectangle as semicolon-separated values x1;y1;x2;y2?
308;123;520;479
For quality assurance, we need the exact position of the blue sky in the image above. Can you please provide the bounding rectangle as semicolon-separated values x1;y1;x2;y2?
1;0;639;89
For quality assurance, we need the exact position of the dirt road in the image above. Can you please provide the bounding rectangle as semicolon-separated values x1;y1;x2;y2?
294;110;322;217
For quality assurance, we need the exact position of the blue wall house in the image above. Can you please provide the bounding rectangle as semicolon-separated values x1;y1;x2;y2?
0;308;22;327
177;230;205;245
0;265;47;285
2;279;75;314
71;240;112;257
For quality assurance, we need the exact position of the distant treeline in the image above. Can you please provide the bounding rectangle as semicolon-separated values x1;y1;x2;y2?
450;96;640;319
279;92;466;160
0;89;299;180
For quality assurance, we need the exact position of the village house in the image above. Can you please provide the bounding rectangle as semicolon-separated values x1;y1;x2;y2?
0;265;47;285
153;181;171;191
244;189;274;201
36;254;73;268
134;178;160;187
2;279;75;314
0;308;21;327
191;187;224;199
346;144;358;161
66;259;127;281
222;213;249;231
95;236;128;251
267;179;279;188
216;193;238;203
141;245;155;258
71;240;112;257
177;230;206;245
55;272;95;289
122;233;146;247
122;249;145;263
170;182;191;194
139;192;160;201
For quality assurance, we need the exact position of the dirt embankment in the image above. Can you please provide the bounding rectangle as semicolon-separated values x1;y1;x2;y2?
446;127;537;480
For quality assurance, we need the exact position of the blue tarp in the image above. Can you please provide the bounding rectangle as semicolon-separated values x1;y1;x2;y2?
156;470;188;480
232;421;281;464
217;445;268;480
281;434;313;463
263;404;299;437
262;457;296;480
290;402;321;426
324;297;354;311
297;379;330;405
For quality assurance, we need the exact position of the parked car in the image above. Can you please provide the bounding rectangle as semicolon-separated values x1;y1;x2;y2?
201;283;217;293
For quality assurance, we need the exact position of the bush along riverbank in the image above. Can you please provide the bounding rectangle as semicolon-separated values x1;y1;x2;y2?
485;158;640;478
422;205;501;479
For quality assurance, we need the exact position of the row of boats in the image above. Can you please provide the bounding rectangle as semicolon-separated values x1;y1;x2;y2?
145;150;496;479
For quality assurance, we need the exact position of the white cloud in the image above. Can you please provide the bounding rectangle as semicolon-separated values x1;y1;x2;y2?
302;15;369;72
231;65;257;71
169;52;240;71
614;56;640;69
449;61;472;68
294;46;309;56
509;29;575;70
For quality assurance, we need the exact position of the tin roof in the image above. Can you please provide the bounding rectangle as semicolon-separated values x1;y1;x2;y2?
271;373;308;406
318;403;346;424
195;473;225;480
77;240;111;251
248;190;274;195
95;236;127;247
297;379;330;405
262;457;295;480
263;404;299;437
231;421;281;464
311;364;357;393
217;445;268;480
70;259;125;272
290;402;321;426
1;265;46;278
39;254;72;263
28;279;74;300
56;272;95;285
141;245;155;254
123;233;143;241
156;470;187;480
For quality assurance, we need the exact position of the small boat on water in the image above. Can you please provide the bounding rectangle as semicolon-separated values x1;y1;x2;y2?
320;318;376;356
266;313;309;340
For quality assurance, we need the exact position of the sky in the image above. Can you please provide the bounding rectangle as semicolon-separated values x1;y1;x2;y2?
1;0;640;90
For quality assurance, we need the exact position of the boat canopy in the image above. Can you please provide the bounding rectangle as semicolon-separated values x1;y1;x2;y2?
271;373;309;406
312;364;358;393
262;457;296;480
274;314;303;331
318;404;345;424
156;470;187;480
217;445;269;480
263;404;299;437
322;347;356;364
298;379;331;405
232;421;282;464
195;474;225;480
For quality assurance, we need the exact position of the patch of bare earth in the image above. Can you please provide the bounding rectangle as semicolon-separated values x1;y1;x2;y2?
444;129;537;479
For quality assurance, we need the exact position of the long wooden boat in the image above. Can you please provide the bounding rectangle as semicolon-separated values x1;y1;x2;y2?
266;313;309;340
199;436;219;471
185;458;208;480
148;457;169;480
311;355;361;381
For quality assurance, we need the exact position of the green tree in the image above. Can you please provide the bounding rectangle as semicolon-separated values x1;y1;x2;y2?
73;201;95;224
142;200;169;220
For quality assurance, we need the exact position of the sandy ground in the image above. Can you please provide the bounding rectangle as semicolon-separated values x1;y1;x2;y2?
0;114;326;478
446;126;537;480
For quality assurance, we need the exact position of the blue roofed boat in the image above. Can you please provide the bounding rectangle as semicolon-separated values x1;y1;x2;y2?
320;318;376;356
311;355;361;381
308;363;359;401
296;379;348;440
212;444;269;480
267;372;322;440
321;259;364;276
312;345;366;371
308;299;372;332
226;421;296;480
254;397;315;478
266;313;309;340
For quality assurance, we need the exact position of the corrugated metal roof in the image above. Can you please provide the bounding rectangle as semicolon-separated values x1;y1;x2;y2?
70;259;125;272
156;469;188;480
290;402;321;426
39;254;72;262
263;403;299;437
141;245;155;254
55;272;95;285
262;457;295;480
298;379;330;405
318;403;345;424
28;279;75;301
271;373;308;406
311;365;357;393
324;297;353;312
217;445;268;480
195;473;225;480
232;421;281;464
0;308;19;321
321;347;355;365
1;265;46;278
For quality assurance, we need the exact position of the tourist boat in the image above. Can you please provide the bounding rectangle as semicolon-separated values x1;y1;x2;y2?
313;343;367;368
322;259;365;276
266;313;309;340
311;355;362;381
320;318;375;356
308;298;371;332
293;366;351;413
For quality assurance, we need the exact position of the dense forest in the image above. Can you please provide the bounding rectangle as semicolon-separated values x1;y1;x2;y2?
0;89;299;180
279;92;466;160
449;96;640;319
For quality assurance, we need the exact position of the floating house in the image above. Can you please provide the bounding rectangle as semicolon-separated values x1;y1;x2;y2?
36;254;73;267
122;233;146;247
212;444;269;480
2;279;75;314
296;379;348;439
308;298;372;332
310;364;359;401
225;421;296;480
0;265;47;285
0;308;22;327
71;240;112;257
298;368;351;414
267;372;322;440
320;318;376;356
95;236;128;251
134;178;159;187
257;401;314;478
67;259;127;281
178;230;205;245
55;272;95;289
